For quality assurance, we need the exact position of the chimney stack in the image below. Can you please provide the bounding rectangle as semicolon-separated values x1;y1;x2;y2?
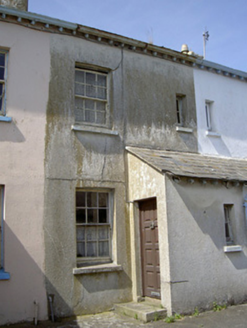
0;0;28;11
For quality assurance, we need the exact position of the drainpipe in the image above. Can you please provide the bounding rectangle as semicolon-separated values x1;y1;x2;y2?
243;195;247;225
48;295;55;322
33;300;38;326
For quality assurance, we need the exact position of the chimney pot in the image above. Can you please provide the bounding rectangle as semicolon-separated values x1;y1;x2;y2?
0;0;28;11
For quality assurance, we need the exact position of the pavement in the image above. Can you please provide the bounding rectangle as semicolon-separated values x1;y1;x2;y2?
1;303;247;328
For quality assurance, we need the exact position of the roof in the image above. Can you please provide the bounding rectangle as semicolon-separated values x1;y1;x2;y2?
126;147;247;182
0;5;195;66
0;6;246;80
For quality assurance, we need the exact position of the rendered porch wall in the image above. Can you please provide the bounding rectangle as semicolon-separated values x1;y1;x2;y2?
165;175;247;314
127;152;172;314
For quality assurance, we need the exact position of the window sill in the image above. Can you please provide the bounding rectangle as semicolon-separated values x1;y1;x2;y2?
0;116;12;123
224;245;242;253
176;126;193;133
71;124;119;136
73;263;123;275
206;131;221;138
0;269;10;280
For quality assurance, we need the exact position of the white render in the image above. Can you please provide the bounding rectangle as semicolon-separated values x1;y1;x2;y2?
194;67;247;158
0;22;50;324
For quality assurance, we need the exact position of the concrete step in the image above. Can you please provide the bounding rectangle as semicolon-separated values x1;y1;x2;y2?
114;299;167;323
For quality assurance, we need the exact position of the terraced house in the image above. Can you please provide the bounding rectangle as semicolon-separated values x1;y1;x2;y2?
1;0;247;325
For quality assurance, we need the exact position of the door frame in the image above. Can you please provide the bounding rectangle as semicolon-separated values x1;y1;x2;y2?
138;197;160;299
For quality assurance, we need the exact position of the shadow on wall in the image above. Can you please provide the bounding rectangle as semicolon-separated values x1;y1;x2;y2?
75;131;123;156
1;222;80;327
0;121;25;142
199;136;232;158
171;179;247;270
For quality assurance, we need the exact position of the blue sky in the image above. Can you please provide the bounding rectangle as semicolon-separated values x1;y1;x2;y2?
28;0;247;72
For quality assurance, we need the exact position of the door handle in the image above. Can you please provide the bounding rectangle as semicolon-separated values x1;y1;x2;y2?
150;220;155;230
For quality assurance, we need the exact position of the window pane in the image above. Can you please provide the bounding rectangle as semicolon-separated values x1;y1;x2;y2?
85;99;94;110
86;72;96;85
0;67;4;80
87;192;97;207
97;87;106;100
76;192;86;207
98;193;108;207
99;209;107;223
87;242;97;257
77;242;85;257
88;209;97;223
96;101;105;111
75;70;85;83
86;85;97;98
0;54;5;67
75;82;85;96
75;97;84;109
99;241;109;257
75;83;85;96
75;108;84;122
98;226;109;240
77;227;85;241
86;227;97;241
76;209;86;223
96;112;105;125
97;74;106;87
85;110;95;123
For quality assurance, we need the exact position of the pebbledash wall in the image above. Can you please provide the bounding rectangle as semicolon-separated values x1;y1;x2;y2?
193;60;247;158
0;22;50;324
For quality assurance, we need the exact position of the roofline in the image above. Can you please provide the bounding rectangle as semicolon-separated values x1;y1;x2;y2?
194;57;247;81
1;6;246;79
126;146;247;182
0;5;196;66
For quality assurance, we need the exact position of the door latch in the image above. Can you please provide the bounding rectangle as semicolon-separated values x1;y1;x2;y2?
150;220;155;230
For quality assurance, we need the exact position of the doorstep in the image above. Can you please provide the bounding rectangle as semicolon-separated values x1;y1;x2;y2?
114;298;167;323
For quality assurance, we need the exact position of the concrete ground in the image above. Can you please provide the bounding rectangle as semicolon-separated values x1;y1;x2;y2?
1;303;247;328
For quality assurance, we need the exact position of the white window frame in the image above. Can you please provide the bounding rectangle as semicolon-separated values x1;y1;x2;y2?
205;100;214;131
76;190;113;266
224;204;234;245
0;49;8;117
74;67;109;127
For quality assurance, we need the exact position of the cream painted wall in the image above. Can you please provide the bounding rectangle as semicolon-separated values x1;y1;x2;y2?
0;23;50;325
194;68;247;158
127;152;172;315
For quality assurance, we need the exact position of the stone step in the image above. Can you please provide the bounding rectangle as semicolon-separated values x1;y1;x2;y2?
114;300;167;323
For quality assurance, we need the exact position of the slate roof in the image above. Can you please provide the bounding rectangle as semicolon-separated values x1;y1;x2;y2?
126;147;247;181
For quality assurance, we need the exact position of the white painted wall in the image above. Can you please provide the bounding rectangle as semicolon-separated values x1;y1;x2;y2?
0;23;50;325
194;68;247;158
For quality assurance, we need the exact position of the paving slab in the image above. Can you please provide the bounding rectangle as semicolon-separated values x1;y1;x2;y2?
1;304;247;328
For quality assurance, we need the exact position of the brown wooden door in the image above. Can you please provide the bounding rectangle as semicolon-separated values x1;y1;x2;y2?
139;198;160;299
